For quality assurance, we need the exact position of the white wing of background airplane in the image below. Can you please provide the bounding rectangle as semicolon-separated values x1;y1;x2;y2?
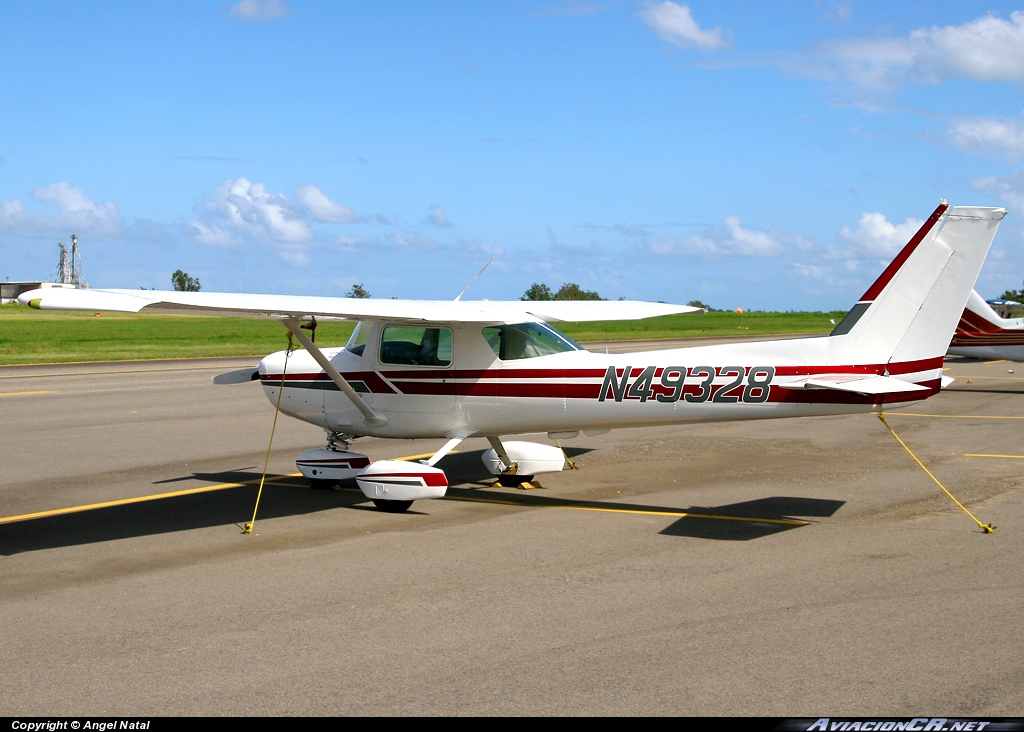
17;287;701;323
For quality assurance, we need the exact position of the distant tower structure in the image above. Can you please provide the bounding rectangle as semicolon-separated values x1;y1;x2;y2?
56;241;71;284
52;234;88;287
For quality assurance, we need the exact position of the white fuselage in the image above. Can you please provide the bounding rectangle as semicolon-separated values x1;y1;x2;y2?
257;322;940;440
948;291;1024;362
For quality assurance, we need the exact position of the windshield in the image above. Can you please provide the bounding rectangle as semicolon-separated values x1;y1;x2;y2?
345;321;371;356
482;322;582;360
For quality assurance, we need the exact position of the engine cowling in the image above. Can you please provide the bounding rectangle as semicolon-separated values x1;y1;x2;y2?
295;448;370;481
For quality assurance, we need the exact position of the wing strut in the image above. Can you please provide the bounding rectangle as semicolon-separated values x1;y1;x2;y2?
422;429;478;467
282;318;387;428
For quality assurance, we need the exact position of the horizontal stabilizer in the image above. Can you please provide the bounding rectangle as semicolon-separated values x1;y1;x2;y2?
776;374;929;396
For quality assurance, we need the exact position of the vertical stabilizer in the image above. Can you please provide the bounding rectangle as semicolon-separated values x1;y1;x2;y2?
828;203;1006;366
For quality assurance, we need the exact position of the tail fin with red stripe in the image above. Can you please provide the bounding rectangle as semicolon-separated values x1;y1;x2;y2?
827;202;1006;366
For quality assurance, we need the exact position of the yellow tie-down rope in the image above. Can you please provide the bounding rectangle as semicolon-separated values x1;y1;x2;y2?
244;331;295;534
877;412;995;533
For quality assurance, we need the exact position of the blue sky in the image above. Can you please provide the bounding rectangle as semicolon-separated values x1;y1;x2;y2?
3;1;1024;310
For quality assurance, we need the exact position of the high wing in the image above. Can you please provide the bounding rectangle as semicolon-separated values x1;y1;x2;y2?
17;287;700;324
13;201;1010;515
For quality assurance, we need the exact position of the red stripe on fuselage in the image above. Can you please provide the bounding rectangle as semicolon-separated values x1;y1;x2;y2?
260;370;398;393
389;376;940;405
264;358;941;405
951;308;1024;346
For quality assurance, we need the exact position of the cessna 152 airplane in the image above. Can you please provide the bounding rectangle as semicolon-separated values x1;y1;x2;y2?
948;289;1024;362
18;201;1006;512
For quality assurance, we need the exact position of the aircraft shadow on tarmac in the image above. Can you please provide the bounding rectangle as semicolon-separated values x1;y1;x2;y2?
0;449;582;555
0;449;841;554
0;472;359;555
659;496;845;541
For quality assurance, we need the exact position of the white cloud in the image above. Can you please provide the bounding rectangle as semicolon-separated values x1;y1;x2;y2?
811;11;1024;93
389;231;443;252
792;263;828;280
0;182;122;237
189;178;383;265
277;247;310;268
974;168;1024;210
815;36;913;92
837;212;923;258
818;1;852;26
186;220;243;248
460;239;506;259
208;177;311;243
909;12;1024;83
331;234;376;253
645;232;717;256
230;0;289;22
722;216;781;256
639;2;727;51
644;216;782;257
295;185;363;223
948;116;1024;158
426;204;453;228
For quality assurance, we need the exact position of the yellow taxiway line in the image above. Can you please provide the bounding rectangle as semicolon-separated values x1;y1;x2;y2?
953;374;1023;380
0;473;303;525
394;452;447;462
888;412;1024;420
965;453;1024;459
0;390;58;397
442;494;809;525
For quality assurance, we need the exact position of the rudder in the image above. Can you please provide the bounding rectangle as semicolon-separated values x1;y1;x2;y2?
828;202;1006;367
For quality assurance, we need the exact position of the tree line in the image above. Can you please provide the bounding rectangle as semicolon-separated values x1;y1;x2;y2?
999;281;1024;302
520;282;603;301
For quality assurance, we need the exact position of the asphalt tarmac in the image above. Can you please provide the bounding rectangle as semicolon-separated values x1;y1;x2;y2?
0;348;1022;716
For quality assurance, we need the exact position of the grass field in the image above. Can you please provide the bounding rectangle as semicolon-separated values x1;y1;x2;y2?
0;302;846;365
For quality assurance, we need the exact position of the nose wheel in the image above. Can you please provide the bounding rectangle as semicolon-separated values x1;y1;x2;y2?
371;499;414;513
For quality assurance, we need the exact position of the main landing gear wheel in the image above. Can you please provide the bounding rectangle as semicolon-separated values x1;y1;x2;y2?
496;474;535;488
372;499;414;513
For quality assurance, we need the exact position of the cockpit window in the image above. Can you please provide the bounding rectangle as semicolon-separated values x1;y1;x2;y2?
482;322;582;360
345;321;372;356
379;326;453;366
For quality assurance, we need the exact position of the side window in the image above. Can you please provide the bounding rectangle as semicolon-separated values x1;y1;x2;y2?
482;323;582;360
380;326;453;366
345;321;372;356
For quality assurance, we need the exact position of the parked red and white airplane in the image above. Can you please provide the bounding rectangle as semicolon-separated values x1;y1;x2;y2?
948;289;1024;362
18;201;1006;512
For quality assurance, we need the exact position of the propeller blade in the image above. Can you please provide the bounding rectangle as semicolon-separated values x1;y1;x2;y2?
213;367;259;385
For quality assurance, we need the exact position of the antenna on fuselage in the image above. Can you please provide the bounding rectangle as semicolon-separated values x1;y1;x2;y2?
454;256;495;301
